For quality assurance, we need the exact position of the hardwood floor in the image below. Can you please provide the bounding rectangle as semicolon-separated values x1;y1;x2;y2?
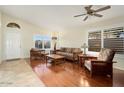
27;59;124;87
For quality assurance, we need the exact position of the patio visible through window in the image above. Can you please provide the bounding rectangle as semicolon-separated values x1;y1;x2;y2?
33;35;51;49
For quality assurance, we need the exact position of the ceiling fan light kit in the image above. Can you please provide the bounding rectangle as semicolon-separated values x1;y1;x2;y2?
74;5;111;21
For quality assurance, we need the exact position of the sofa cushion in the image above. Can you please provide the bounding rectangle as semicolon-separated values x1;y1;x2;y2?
65;53;73;60
84;60;91;71
72;48;81;53
60;47;66;52
56;52;67;56
65;53;73;57
65;48;72;53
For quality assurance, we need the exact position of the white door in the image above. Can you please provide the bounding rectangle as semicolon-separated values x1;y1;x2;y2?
5;30;21;60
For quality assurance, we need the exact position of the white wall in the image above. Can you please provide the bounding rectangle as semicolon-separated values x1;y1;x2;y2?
60;15;124;70
1;13;51;60
59;26;87;48
0;11;2;63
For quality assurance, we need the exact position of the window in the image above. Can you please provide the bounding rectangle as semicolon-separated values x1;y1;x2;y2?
35;40;43;48
44;40;51;48
88;27;124;54
33;35;51;49
7;22;21;29
104;27;124;54
88;31;101;52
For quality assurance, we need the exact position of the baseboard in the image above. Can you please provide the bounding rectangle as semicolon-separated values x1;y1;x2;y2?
22;57;30;60
0;60;4;64
22;58;30;62
5;58;21;61
114;67;124;71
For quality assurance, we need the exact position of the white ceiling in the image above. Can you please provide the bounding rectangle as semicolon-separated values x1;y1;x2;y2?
0;5;124;30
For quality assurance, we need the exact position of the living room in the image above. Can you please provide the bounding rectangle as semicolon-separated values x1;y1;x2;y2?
0;4;124;89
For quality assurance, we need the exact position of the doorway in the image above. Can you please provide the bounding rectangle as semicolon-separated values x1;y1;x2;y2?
4;29;21;60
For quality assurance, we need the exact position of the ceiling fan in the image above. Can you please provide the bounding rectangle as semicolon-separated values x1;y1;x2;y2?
74;5;111;21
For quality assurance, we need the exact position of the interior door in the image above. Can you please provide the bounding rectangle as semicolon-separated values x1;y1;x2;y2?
5;30;21;60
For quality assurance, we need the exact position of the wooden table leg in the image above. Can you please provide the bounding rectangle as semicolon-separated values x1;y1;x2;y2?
80;57;83;67
43;54;46;61
53;59;56;65
78;56;80;66
46;56;47;66
63;58;65;63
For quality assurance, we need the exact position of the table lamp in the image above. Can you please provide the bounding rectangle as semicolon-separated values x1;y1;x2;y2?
81;43;88;55
52;36;57;51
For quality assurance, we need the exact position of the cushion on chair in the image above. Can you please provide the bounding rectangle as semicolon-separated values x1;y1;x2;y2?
85;60;108;71
98;48;115;62
84;60;91;71
65;48;72;53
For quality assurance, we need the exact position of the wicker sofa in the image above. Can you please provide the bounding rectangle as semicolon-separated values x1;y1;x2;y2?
56;47;82;62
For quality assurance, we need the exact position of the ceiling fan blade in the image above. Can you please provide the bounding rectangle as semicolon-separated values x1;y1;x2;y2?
93;13;103;17
74;14;86;17
94;6;111;12
83;16;88;21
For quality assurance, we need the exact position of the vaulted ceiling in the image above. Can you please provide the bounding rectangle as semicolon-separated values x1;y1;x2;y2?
0;5;124;30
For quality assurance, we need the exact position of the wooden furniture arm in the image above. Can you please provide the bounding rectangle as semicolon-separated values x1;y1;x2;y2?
56;49;61;52
54;49;62;52
91;59;117;64
73;52;82;60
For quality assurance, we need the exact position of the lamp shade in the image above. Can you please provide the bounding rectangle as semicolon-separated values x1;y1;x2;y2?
81;43;88;55
52;36;57;40
81;43;88;48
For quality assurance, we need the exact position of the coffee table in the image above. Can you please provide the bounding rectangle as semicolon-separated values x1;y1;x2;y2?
46;54;65;65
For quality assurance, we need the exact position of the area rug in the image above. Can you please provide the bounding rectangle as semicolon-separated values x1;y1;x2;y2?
0;59;45;87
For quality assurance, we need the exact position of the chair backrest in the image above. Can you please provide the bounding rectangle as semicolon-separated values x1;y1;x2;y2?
98;48;115;62
60;47;82;53
30;48;45;55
